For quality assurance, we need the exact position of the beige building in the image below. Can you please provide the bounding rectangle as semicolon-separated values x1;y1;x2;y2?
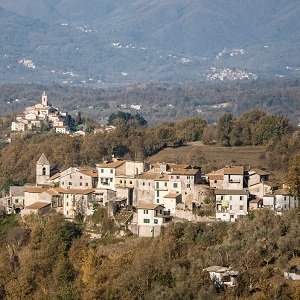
137;203;172;237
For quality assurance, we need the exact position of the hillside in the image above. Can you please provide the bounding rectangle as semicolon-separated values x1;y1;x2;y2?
0;1;299;84
0;79;299;125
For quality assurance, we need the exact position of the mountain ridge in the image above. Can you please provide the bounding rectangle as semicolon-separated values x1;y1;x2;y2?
0;1;299;84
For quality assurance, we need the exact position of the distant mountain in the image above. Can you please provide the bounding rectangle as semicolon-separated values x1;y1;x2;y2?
0;0;299;84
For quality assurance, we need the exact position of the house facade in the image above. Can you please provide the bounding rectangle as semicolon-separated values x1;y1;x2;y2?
215;189;249;222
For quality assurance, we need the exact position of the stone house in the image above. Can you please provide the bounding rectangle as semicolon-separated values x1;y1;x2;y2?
137;203;172;237
62;188;95;219
59;167;98;190
215;189;249;222
204;266;238;287
208;166;246;190
263;188;298;211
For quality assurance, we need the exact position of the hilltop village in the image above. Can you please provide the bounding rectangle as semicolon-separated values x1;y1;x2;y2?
11;92;71;134
1;153;297;237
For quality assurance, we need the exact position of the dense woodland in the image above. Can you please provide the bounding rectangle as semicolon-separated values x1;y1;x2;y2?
1;207;300;299
0;78;299;125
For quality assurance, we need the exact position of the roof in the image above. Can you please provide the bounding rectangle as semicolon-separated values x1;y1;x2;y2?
208;174;224;180
25;202;51;210
48;173;61;181
62;188;95;195
164;193;181;199
223;166;244;175
24;187;47;193
170;168;200;175
214;189;249;195
204;266;238;275
137;203;165;210
272;188;292;196
37;153;49;165
249;168;272;176
96;160;125;168
136;172;169;181
44;187;66;196
79;169;98;178
10;186;25;197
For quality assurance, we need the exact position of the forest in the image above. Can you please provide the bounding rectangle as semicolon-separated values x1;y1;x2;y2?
0;77;299;125
1;205;300;299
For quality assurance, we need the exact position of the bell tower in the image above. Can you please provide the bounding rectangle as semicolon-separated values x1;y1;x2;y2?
36;153;50;184
42;91;48;107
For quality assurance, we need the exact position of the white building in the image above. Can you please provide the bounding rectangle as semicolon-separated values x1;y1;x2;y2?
215;189;249;222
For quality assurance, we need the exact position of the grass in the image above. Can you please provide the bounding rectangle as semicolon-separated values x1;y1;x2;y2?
148;142;267;173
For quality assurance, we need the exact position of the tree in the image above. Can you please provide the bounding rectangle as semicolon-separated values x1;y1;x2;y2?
217;113;234;146
286;152;300;197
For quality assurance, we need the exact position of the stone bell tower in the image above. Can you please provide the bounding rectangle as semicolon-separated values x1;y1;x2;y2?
36;153;50;184
42;91;48;107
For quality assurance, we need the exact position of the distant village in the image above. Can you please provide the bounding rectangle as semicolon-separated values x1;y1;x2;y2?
1;152;297;238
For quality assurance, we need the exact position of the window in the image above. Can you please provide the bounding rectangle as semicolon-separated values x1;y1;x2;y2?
130;180;132;184
171;176;173;179
154;219;158;224
240;196;244;201
156;199;159;203
230;205;232;210
176;176;180;179
42;167;46;175
120;180;122;183
143;219;150;223
187;176;190;179
80;182;82;186
110;169;113;173
164;182;167;187
142;182;145;186
156;191;159;197
187;184;190;188
69;182;72;186
148;183;150;186
220;196;224;200
67;210;69;215
110;178;113;182
214;180;217;183
230;196;232;200
156;182;159;189
143;210;149;214
85;183;88;186
67;202;69;206
173;183;178;188
15;199;19;204
124;180;126;184
80;176;82;179
101;169;104;173
240;205;244;210
62;182;64;185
